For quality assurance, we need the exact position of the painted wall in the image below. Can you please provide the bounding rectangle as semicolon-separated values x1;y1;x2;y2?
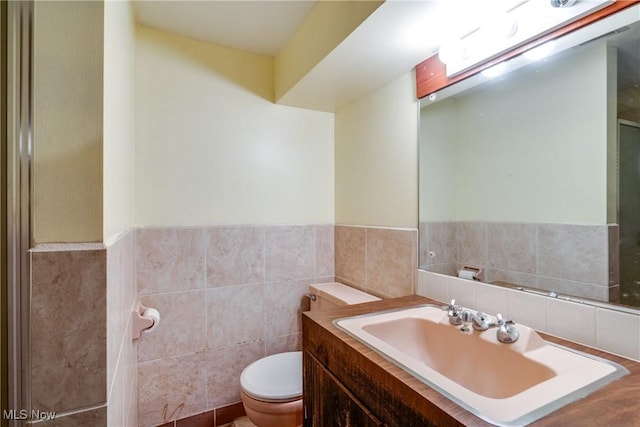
335;71;419;228
33;0;103;243
135;27;334;227
420;42;611;225
104;0;136;242
275;0;382;102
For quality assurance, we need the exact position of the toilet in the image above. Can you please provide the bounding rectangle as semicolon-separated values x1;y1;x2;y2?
239;282;381;427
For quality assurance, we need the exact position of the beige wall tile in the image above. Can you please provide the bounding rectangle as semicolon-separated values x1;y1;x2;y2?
206;226;264;287
107;229;137;399
486;223;536;274
366;228;416;298
456;222;486;268
315;224;335;277
264;225;315;282
207;341;264;408
138;290;207;362
31;248;107;412
136;227;205;294
264;280;312;338
608;224;620;287
425;222;457;267
335;225;366;286
537;224;608;285
266;334;301;355
418;223;428;269
108;355;125;427
138;352;207;427
207;284;264;349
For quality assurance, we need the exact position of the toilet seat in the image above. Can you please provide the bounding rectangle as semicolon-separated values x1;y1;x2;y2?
240;351;302;403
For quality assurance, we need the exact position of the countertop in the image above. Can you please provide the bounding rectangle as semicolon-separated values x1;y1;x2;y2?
302;295;640;426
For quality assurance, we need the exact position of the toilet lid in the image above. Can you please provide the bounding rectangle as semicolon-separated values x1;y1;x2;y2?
240;351;302;402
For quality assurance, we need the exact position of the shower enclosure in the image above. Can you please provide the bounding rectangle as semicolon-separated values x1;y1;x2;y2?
618;120;640;307
2;1;34;425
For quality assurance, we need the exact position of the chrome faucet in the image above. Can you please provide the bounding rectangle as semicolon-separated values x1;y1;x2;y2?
447;300;490;330
446;300;519;343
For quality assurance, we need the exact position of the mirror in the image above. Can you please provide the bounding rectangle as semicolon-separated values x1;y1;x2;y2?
419;5;640;311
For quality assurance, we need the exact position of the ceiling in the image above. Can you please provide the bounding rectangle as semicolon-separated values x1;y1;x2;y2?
132;0;446;111
131;1;633;112
132;0;318;58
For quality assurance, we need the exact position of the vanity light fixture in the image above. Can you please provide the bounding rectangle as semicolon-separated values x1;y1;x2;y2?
481;11;519;40
481;62;508;78
438;37;467;65
522;41;556;61
550;0;577;8
437;9;519;66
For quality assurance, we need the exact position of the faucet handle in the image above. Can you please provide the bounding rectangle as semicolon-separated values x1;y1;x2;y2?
447;299;460;314
495;313;519;343
447;299;463;325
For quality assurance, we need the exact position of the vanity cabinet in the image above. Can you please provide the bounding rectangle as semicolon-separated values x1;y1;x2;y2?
303;352;383;427
302;298;457;427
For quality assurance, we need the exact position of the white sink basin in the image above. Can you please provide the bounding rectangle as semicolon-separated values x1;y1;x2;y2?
334;304;628;426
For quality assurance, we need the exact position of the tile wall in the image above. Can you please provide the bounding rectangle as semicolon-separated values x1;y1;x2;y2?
106;230;138;427
136;225;334;427
335;225;418;298
30;244;108;420
27;230;137;427
419;221;619;303
418;270;640;361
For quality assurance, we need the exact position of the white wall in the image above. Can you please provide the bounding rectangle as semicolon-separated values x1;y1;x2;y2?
335;72;419;228
135;27;334;226
104;0;136;241
420;42;611;224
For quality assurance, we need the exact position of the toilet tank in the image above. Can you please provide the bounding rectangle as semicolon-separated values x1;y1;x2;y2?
309;282;381;311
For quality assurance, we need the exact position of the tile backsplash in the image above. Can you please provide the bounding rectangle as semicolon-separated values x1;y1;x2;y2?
418;270;640;361
136;224;334;427
335;225;418;298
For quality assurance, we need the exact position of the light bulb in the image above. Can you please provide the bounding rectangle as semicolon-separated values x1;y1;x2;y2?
438;38;467;65
481;62;508;78
483;12;518;39
523;42;555;61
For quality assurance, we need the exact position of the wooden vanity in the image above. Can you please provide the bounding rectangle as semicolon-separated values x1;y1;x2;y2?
302;295;640;426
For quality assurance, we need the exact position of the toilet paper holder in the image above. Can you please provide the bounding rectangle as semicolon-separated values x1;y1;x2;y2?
458;266;483;281
132;301;161;340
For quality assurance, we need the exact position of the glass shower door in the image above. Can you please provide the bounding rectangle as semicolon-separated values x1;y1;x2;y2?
618;120;640;306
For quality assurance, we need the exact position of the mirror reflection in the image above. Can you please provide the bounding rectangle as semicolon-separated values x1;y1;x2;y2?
419;7;640;309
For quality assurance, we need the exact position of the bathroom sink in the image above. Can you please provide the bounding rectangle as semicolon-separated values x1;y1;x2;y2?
334;304;628;426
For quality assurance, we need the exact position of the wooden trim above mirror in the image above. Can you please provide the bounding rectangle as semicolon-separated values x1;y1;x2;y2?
415;0;640;100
